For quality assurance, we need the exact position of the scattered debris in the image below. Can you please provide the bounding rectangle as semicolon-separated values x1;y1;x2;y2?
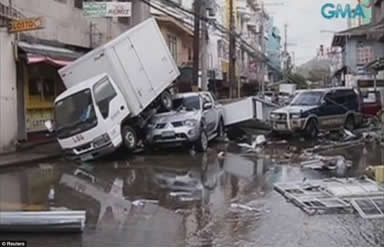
0;211;86;233
230;203;261;213
274;177;384;218
344;129;356;140
365;166;384;183
351;197;384;219
48;185;55;201
217;151;226;160
132;199;159;207
254;135;267;146
267;140;288;145
301;155;352;170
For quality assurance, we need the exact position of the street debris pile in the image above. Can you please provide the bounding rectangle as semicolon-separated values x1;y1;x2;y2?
300;155;352;170
0;211;86;233
274;177;384;219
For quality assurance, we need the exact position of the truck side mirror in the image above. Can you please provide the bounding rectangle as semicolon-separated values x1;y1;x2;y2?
203;103;213;110
45;120;54;133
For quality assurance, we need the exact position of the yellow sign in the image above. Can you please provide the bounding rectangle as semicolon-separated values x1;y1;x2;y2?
8;17;44;33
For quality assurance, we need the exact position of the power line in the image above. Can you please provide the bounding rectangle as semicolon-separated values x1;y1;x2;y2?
139;0;297;83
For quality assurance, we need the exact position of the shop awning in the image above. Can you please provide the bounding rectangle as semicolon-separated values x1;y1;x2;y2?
18;41;83;67
26;54;73;67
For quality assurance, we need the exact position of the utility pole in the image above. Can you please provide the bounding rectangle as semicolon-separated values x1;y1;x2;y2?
228;0;236;98
260;4;265;96
192;0;201;90
131;0;151;27
200;1;208;91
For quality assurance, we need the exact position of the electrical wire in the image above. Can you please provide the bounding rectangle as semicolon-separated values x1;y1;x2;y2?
140;0;293;81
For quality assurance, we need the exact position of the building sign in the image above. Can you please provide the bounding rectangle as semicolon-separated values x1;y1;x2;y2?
83;2;131;17
8;17;44;33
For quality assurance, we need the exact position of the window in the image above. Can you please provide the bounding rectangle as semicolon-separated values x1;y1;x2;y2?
118;0;130;24
94;78;117;119
167;35;178;64
29;78;43;96
74;0;82;9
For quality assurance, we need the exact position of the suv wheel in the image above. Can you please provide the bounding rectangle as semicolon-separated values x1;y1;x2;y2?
305;119;318;138
122;126;137;151
195;130;208;152
217;119;225;138
344;115;355;131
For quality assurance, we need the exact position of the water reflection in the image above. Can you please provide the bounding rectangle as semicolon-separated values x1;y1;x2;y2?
0;140;383;246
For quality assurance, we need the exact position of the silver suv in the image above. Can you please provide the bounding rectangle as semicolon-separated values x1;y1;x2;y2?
145;92;225;151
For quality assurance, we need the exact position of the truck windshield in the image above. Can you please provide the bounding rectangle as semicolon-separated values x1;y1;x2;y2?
55;89;97;139
173;96;201;111
290;91;324;106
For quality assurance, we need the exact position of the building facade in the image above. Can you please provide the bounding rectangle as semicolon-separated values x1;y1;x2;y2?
332;0;384;88
0;0;132;152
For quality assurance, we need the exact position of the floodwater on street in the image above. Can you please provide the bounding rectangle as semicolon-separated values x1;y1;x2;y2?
0;137;383;247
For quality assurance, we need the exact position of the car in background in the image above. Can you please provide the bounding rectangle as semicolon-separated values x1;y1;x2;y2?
146;92;225;152
360;89;383;117
270;88;361;137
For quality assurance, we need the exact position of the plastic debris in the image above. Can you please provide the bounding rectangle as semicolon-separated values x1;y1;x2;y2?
132;199;159;207
254;135;266;146
0;211;86;233
230;203;260;212
274;177;383;218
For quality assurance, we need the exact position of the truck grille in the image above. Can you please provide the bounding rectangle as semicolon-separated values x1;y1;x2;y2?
278;113;287;120
74;142;92;152
172;121;183;127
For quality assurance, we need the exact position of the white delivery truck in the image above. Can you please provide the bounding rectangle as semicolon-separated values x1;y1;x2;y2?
46;18;180;161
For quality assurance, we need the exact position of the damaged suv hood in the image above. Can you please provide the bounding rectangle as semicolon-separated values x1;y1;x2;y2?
273;105;319;114
152;110;200;123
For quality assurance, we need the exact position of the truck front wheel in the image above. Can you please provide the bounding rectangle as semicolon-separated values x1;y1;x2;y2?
122;126;137;151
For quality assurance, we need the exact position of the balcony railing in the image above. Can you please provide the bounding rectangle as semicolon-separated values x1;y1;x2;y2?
0;2;25;27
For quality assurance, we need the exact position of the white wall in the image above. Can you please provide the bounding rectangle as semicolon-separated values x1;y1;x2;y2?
0;28;18;153
0;0;129;48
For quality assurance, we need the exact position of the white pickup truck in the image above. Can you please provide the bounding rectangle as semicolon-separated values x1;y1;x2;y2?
46;18;180;161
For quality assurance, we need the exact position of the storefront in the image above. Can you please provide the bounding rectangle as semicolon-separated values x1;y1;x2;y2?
17;41;83;141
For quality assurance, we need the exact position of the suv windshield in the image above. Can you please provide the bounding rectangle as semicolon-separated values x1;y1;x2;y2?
291;91;324;106
55;89;97;139
173;96;201;111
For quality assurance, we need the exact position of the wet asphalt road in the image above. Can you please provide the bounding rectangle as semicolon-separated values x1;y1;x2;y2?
0;137;383;247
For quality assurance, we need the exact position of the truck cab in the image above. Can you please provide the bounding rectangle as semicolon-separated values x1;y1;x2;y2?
51;74;130;161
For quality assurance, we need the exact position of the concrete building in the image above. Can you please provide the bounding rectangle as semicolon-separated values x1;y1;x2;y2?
0;0;132;152
332;0;384;88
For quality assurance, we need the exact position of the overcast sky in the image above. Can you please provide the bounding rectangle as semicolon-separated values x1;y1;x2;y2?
264;0;351;65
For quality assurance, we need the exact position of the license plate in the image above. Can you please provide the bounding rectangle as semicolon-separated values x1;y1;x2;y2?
161;131;175;138
81;154;93;161
276;124;286;130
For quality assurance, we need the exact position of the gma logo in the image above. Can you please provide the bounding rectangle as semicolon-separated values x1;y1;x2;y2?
321;3;366;19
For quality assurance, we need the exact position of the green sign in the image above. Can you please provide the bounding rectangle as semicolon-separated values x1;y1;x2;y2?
83;2;131;17
83;2;108;17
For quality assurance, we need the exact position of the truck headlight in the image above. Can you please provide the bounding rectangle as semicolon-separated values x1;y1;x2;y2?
184;119;198;127
290;113;301;119
93;133;110;148
270;113;279;120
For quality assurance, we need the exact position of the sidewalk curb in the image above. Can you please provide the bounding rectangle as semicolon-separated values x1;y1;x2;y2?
0;152;63;169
